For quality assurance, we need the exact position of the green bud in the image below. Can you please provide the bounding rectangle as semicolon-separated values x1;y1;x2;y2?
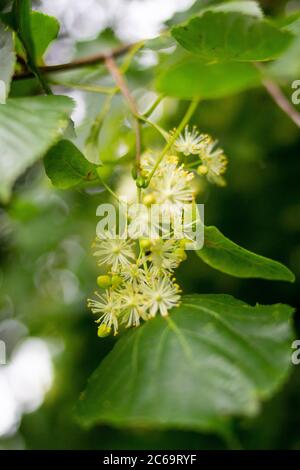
174;248;187;261
179;238;190;248
143;193;156;207
111;275;123;288
97;275;112;289
131;165;138;180
140;238;152;250
136;176;147;188
97;324;111;337
140;170;149;179
197;164;208;176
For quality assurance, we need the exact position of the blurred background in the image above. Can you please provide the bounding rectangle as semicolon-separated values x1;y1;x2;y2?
0;0;299;449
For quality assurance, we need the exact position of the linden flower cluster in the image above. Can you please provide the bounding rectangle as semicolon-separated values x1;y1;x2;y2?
88;125;228;337
173;126;228;186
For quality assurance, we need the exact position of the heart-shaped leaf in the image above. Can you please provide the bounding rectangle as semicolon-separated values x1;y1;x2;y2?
76;294;294;433
172;11;293;63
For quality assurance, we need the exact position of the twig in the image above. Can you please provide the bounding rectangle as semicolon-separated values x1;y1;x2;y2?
105;55;142;174
13;43;132;80
255;63;300;128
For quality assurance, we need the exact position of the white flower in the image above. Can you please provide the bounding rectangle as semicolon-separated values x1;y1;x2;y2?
87;290;120;335
119;260;146;285
116;173;138;205
127;205;152;239
199;137;228;186
173;126;208;156
127;204;163;239
141;272;181;317
152;164;195;217
93;232;136;272
141;152;178;176
149;239;184;272
141;150;159;175
117;283;146;327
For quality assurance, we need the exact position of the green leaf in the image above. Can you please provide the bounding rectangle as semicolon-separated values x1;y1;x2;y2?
13;0;35;61
197;226;295;282
172;11;293;63
12;0;52;93
75;294;294;432
269;13;300;80
0;96;74;202
11;6;59;63
156;59;260;99
44;140;98;189
0;21;15;102
202;1;263;18
28;11;59;63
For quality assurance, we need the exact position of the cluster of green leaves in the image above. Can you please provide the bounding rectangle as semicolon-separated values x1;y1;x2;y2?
0;0;298;443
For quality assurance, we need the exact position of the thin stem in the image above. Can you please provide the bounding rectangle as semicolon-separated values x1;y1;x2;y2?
137;114;169;141
32;64;53;95
220;427;243;450
49;80;117;94
105;55;142;174
17;41;52;94
255;63;300;128
146;99;200;185
84;44;143;160
120;41;144;74
13;43;132;80
142;94;164;118
185;160;200;169
85;93;116;157
97;174;121;203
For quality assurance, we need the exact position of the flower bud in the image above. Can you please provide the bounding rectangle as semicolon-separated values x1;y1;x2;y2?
97;324;111;337
131;165;137;180
97;275;112;289
143;193;156;207
140;238;152;250
179;238;190;248
111;275;123;288
140;170;149;179
197;165;208;176
174;248;187;261
136;176;147;188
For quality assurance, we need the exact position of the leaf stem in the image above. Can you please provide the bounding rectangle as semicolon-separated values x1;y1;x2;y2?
85;94;116;159
49;80;117;94
105;54;142;174
137;114;169;141
30;61;53;95
220;427;243;450
97;173;121;203
142;94;164;118
255;63;300;128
